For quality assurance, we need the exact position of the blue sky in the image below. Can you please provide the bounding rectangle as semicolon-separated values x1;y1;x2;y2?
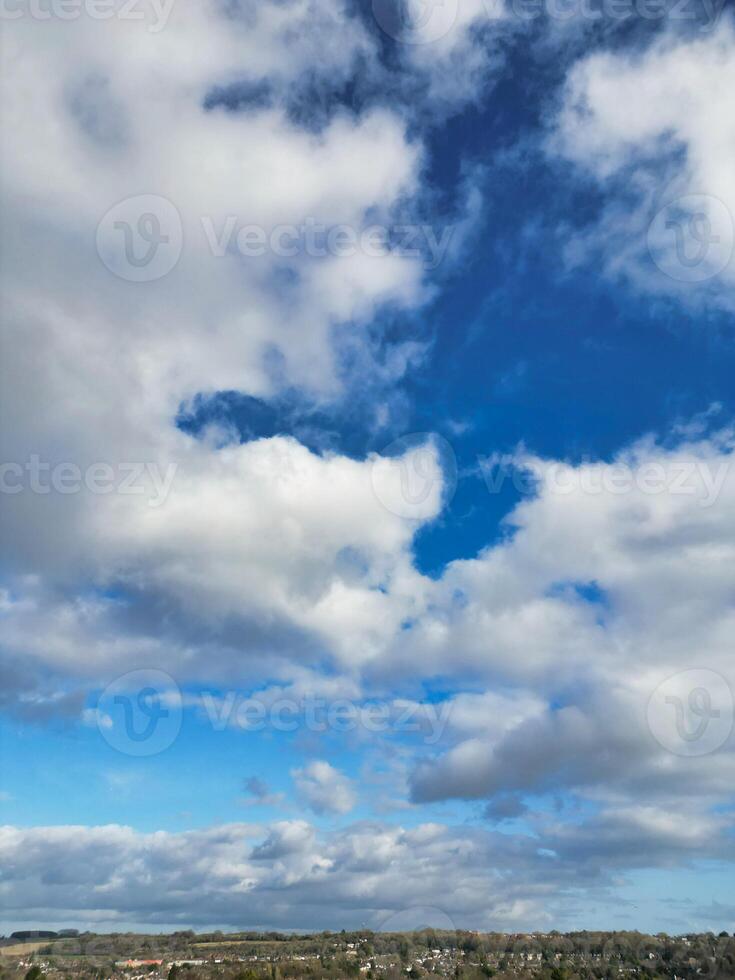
1;0;734;938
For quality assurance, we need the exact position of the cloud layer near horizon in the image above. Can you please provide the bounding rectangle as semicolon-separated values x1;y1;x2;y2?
2;810;732;933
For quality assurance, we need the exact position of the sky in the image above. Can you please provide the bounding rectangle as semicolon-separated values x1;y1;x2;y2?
1;0;734;938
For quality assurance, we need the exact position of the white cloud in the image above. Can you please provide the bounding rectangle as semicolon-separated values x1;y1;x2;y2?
1;812;731;931
292;760;357;815
3;421;735;830
551;17;735;306
397;0;512;109
0;0;448;696
241;777;285;808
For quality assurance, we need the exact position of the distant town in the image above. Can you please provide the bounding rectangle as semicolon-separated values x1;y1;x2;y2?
0;929;732;980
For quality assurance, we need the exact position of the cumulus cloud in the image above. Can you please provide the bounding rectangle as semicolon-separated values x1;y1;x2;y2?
410;689;735;804
292;760;357;815
398;430;735;810
1;812;731;931
17;1;735;718
546;804;735;869
483;795;528;823
393;0;512;110
242;777;285;808
0;435;441;697
551;16;735;307
0;0;461;710
4;418;735;838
